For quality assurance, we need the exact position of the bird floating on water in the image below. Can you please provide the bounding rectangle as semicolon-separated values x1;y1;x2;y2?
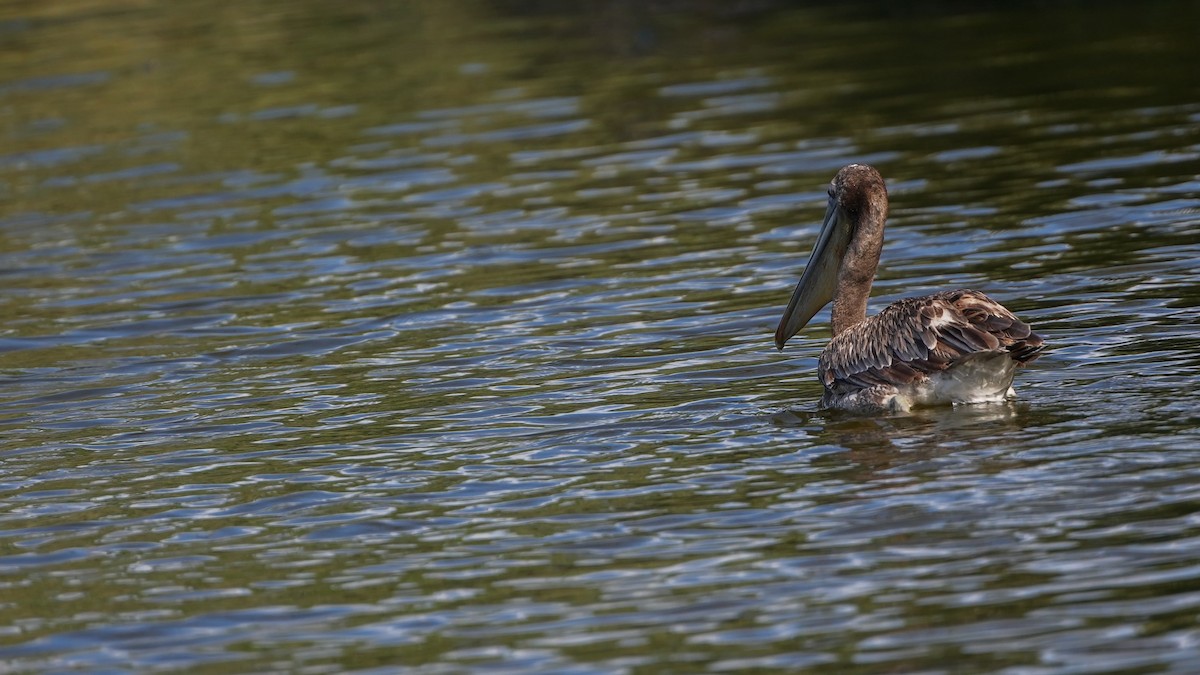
774;164;1044;413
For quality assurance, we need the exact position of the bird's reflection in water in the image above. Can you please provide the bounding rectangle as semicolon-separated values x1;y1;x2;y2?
771;402;1029;474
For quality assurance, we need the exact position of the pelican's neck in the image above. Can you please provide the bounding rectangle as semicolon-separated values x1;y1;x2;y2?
829;198;887;337
830;277;871;336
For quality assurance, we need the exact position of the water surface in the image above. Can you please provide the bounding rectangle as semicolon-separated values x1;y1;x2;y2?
2;1;1200;672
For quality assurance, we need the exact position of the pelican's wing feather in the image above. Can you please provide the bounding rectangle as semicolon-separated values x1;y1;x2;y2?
819;290;1043;393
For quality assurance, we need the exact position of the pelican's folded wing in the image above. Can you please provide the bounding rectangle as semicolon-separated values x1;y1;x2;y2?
818;290;1044;394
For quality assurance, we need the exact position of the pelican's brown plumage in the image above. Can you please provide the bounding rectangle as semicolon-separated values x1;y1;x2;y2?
774;164;1044;413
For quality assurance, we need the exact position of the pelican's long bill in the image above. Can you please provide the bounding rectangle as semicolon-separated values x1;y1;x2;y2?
773;197;849;350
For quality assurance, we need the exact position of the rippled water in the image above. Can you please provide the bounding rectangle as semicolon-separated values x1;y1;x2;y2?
3;1;1200;672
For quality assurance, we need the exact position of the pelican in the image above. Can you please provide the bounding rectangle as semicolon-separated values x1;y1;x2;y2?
774;164;1044;413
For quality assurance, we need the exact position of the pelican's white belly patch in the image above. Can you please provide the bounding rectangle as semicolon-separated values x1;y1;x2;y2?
917;352;1020;406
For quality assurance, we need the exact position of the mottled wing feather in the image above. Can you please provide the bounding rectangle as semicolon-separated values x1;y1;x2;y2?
819;290;1043;394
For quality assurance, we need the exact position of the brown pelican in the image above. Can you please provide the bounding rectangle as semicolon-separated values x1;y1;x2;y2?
774;164;1044;413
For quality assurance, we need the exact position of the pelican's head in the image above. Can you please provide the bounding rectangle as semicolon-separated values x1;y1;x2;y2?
774;164;888;349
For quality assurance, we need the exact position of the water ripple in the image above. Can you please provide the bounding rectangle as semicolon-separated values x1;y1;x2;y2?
1;1;1199;673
